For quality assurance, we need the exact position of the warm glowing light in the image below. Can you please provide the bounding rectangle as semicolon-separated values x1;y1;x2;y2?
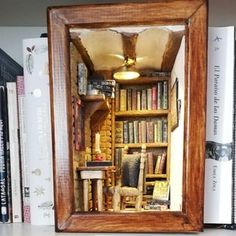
113;65;140;80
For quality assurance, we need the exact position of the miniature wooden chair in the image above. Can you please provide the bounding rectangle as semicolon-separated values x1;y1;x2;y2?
111;144;146;212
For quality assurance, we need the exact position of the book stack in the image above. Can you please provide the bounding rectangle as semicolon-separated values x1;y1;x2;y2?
87;79;116;98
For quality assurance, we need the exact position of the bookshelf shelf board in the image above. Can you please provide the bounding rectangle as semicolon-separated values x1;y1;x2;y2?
80;94;106;101
82;95;110;118
115;143;168;148
115;110;169;117
117;76;169;85
146;174;167;179
145;179;168;186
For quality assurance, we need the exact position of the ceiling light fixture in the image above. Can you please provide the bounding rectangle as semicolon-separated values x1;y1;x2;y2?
113;57;140;80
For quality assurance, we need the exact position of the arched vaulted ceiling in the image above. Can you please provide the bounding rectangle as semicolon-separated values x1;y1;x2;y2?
70;26;185;75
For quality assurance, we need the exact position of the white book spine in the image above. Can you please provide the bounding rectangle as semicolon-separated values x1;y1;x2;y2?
233;86;236;224
204;26;234;224
16;75;30;223
23;38;54;225
6;82;23;223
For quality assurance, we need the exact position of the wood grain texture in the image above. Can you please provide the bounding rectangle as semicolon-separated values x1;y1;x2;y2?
183;3;207;229
48;10;75;230
70;34;95;74
122;33;138;61
47;0;207;232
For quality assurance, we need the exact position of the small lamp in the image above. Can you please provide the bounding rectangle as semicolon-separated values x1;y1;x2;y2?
113;57;140;80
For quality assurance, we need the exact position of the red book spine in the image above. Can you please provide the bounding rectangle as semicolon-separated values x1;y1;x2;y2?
151;86;157;110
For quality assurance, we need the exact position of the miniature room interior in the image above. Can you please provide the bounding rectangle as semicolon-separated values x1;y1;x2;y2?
69;25;186;213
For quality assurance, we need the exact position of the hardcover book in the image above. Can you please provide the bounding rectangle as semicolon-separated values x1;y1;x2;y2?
0;48;23;85
115;84;120;112
204;26;235;224
6;82;23;222
152;180;170;201
23;38;54;225
0;86;10;223
77;63;87;95
0;48;23;223
17;75;31;223
119;89;127;111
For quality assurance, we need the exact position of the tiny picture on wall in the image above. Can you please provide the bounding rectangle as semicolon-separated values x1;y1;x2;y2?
170;78;179;131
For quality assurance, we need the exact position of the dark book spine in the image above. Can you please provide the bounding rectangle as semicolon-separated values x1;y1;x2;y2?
0;86;9;223
157;81;163;109
115;84;120;112
115;148;122;180
162;118;168;143
123;121;129;144
162;80;168;109
127;88;132;111
128;121;134;143
0;49;23;85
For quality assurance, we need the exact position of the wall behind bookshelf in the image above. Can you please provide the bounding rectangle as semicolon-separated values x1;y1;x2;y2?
0;0;235;27
208;0;236;26
0;0;235;67
0;27;46;66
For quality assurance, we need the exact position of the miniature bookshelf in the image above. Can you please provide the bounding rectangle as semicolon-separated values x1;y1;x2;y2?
113;76;170;195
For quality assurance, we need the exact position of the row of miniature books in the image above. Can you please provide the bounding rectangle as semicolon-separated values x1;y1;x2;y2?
144;199;169;211
115;118;168;144
115;80;168;112
146;151;167;175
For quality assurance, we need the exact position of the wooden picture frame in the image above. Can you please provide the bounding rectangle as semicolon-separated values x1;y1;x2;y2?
170;78;179;131
48;0;207;232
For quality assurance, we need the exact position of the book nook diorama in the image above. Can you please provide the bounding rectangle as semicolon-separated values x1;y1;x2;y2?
48;0;207;233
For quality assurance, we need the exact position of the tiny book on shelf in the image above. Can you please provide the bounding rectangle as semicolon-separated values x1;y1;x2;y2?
204;26;234;224
152;180;170;201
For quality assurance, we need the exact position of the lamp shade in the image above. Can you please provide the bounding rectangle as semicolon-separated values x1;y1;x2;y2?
113;65;140;80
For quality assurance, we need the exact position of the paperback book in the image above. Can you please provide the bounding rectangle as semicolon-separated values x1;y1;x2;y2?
23;38;54;225
204;26;235;224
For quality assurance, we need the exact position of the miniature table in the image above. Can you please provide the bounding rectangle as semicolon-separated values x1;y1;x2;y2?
77;166;115;211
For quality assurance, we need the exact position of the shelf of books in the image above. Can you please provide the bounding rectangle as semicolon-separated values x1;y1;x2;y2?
113;77;170;197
